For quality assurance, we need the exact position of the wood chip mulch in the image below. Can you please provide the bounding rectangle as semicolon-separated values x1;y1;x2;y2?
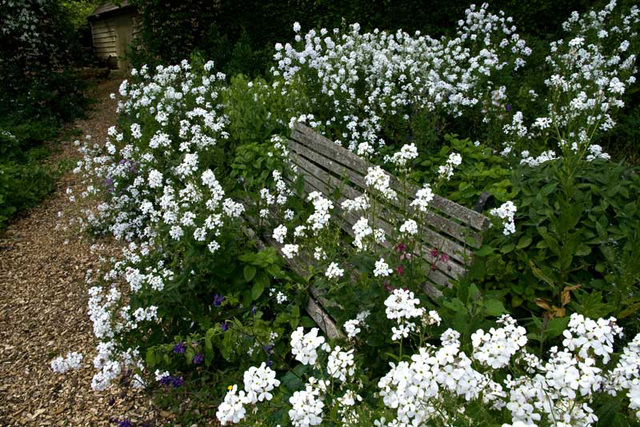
0;78;174;426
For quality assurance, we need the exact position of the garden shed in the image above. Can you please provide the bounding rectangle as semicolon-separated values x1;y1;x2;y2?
89;1;139;70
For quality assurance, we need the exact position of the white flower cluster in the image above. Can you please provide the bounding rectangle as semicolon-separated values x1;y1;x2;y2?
71;61;249;390
216;363;281;425
365;166;397;201
306;191;334;233
274;4;531;155
290;327;329;366
562;313;622;364
288;388;325;426
325;262;344;279
50;352;84;373
472;314;528;368
520;150;557;167
538;1;639;154
437;152;463;181
399;219;418;235
327;346;355;382
343;310;370;340
373;257;393;278
385;289;425;341
490;200;517;235
352;217;384;251
218;307;640;426
410;184;434;213
388;143;419;168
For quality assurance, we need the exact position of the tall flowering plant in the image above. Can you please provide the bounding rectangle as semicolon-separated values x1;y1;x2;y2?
216;292;640;426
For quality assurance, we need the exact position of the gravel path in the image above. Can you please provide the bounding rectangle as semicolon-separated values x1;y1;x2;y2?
0;78;170;426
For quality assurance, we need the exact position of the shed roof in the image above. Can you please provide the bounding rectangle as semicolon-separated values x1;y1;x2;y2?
89;1;135;19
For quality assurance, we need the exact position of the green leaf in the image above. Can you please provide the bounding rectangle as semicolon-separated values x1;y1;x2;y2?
476;245;494;256
251;279;265;300
529;260;556;288
146;348;156;368
243;265;257;282
500;243;515;254
546;317;570;339
516;235;533;249
483;299;506;316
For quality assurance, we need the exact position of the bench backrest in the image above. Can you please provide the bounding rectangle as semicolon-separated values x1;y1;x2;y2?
288;122;490;296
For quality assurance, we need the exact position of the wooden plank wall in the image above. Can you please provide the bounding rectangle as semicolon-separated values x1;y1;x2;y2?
91;19;117;59
91;12;140;69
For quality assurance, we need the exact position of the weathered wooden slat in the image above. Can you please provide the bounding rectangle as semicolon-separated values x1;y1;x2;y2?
92;27;116;35
293;122;490;232
291;126;368;176
291;157;467;287
92;33;115;39
291;149;473;266
289;136;485;247
240;223;343;340
93;41;116;48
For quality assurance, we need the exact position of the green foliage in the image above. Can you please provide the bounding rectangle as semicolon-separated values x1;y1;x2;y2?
0;1;92;228
409;134;516;207
473;159;640;333
0;158;55;230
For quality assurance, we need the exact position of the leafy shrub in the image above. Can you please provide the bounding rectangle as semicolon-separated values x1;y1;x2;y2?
475;158;640;334
0;159;55;229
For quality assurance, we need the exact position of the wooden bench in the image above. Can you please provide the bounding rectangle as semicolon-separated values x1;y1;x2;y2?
247;122;491;339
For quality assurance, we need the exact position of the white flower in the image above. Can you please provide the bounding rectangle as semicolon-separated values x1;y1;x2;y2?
437;152;462;181
472;315;527;369
289;389;324;426
243;362;281;403
344;310;370;339
411;184;434;213
327;346;355;382
282;244;299;259
147;169;163;188
51;352;84;373
216;385;247;425
373;257;393;277
365;166;397;200
490;201;517;235
290;327;326;366
385;289;424;321
325;262;344;279
399;219;418;235
390;143;419;167
273;224;287;244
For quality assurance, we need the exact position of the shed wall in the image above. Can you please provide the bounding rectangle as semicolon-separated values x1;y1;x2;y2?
91;12;138;69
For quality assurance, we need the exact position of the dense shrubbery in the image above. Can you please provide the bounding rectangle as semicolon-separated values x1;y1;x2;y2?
58;1;640;425
0;0;95;229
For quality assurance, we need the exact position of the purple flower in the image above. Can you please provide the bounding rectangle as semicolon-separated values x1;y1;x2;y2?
160;375;184;388
506;104;513;111
118;420;133;427
263;344;273;354
173;342;186;354
213;294;225;307
220;322;230;332
192;353;204;365
266;359;273;368
119;159;126;165
251;304;257;315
